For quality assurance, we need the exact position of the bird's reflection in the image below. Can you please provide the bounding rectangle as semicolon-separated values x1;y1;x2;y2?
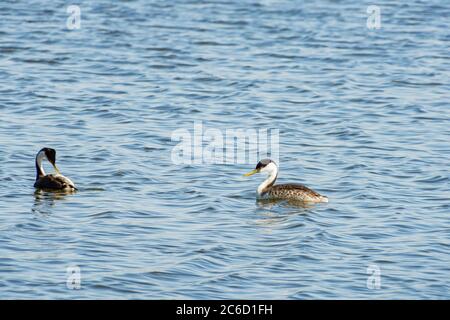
32;189;76;216
256;198;317;210
254;199;316;227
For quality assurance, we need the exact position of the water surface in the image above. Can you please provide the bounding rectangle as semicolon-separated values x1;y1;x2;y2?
0;0;449;299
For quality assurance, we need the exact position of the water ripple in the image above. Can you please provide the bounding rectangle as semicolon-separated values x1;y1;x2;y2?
0;0;448;299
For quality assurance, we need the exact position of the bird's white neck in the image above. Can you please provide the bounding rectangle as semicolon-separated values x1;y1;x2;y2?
35;151;46;180
257;163;278;197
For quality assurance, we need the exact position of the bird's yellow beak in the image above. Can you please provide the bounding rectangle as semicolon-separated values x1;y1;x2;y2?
243;169;259;177
52;164;61;175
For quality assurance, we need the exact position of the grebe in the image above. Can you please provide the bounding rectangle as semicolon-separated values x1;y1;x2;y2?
244;159;327;203
34;148;77;191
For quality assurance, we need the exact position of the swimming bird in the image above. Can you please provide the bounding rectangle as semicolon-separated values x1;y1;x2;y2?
243;159;328;203
34;148;77;191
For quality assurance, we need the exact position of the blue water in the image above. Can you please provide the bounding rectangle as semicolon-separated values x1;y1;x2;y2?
0;0;449;299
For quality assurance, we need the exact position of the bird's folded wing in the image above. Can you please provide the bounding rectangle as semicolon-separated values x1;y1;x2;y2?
34;174;75;189
271;183;322;197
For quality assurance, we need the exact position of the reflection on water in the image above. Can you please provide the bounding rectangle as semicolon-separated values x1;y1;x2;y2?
32;189;76;216
255;199;313;227
257;198;319;210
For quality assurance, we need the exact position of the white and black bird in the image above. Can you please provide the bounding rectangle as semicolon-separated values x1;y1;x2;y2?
34;148;77;191
244;159;328;203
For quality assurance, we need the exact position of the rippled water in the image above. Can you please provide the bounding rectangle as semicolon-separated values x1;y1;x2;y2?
0;0;449;299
